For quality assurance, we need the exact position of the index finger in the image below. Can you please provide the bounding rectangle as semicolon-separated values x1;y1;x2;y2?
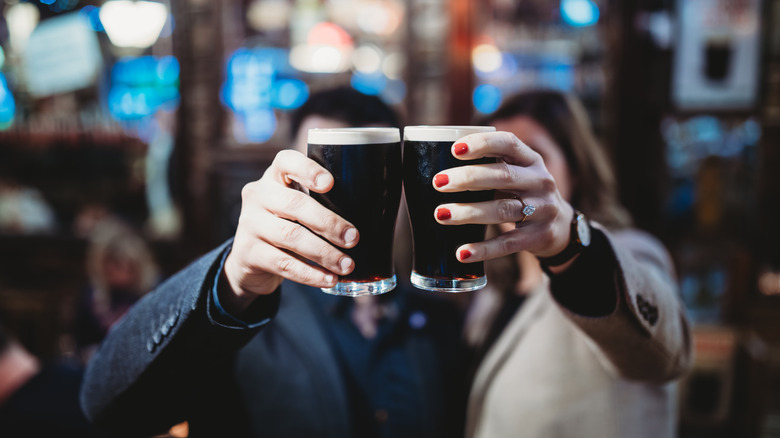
453;131;539;166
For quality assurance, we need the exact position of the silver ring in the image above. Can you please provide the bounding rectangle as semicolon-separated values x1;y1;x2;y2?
518;198;536;223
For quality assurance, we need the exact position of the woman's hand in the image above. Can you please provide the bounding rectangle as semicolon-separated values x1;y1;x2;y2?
432;131;575;263
222;150;358;306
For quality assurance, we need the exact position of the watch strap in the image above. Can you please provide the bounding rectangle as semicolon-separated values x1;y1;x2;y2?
538;211;589;268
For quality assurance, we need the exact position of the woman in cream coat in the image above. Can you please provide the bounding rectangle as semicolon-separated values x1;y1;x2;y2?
456;90;693;437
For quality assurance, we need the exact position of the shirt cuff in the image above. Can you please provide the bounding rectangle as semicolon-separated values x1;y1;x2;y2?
208;245;280;329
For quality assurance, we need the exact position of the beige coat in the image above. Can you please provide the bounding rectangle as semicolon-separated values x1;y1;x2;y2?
465;226;693;438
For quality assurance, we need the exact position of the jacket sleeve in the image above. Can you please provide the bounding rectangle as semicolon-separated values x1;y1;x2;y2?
79;240;280;437
549;223;693;384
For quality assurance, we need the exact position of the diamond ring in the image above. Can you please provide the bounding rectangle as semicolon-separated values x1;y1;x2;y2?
519;199;536;223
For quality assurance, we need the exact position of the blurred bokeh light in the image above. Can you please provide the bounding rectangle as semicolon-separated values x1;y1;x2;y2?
560;0;600;27
222;47;309;143
99;0;168;49
108;56;180;121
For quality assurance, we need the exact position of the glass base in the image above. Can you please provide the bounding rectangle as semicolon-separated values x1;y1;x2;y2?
320;275;397;296
410;271;487;292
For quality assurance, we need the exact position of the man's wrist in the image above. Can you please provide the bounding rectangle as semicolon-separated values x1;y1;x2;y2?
209;246;279;329
215;270;260;318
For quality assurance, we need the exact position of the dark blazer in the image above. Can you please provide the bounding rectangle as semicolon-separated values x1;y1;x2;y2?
80;241;465;438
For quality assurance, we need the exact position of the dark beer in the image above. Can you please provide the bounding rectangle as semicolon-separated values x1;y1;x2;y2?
403;126;495;292
308;128;402;295
704;37;732;82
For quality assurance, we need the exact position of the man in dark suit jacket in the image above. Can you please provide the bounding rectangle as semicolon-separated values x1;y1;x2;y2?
80;88;467;438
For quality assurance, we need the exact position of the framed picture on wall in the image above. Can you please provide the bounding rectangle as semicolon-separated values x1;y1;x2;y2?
672;0;763;111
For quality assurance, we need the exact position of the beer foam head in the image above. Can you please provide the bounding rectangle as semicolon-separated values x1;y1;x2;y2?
403;126;496;142
308;127;400;145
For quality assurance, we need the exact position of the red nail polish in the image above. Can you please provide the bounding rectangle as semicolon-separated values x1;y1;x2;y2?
454;143;469;156
437;208;451;220
434;174;449;188
459;249;472;260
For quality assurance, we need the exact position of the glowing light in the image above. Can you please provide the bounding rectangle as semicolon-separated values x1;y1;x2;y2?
272;79;309;110
235;109;277;144
307;22;353;47
353;44;383;74
247;0;291;32
222;47;306;143
351;71;387;96
472;43;503;74
6;2;40;53
382;53;405;80
560;0;600;27
100;0;168;49
314;46;344;70
356;1;402;36
475;52;518;81
109;56;180;120
473;84;502;114
244;109;277;143
289;21;355;74
79;5;104;31
222;48;279;112
155;56;180;84
540;61;575;91
0;74;16;127
380;79;406;105
47;0;80;13
23;12;103;97
290;44;352;73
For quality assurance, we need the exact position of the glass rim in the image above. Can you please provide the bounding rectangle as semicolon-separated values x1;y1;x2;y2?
403;125;496;142
307;127;400;145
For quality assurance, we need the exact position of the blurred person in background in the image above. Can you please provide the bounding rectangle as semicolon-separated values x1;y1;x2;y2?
80;86;467;438
0;177;57;235
0;321;99;437
462;90;693;438
74;216;160;364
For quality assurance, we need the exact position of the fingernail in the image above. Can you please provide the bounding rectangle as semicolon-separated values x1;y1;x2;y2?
344;227;358;245
434;174;449;188
459;249;472;260
340;257;353;273
454;143;469;156
324;275;335;286
436;208;451;221
315;174;329;189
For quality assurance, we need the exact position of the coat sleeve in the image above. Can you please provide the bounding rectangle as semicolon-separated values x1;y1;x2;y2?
549;223;693;384
79;240;280;437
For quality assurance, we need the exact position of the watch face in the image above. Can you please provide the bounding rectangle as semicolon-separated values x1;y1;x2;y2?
577;214;591;247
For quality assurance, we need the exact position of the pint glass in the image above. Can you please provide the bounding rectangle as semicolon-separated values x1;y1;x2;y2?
403;126;495;292
307;127;402;296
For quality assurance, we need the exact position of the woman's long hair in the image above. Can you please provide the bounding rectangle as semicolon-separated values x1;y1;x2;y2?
481;89;632;229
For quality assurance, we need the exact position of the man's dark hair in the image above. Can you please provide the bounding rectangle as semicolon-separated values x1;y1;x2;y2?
289;86;401;140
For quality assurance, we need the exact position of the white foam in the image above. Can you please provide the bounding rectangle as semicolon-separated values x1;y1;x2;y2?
307;127;400;145
403;125;495;142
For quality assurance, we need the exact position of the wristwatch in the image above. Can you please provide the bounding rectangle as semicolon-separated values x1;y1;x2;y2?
538;210;591;268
